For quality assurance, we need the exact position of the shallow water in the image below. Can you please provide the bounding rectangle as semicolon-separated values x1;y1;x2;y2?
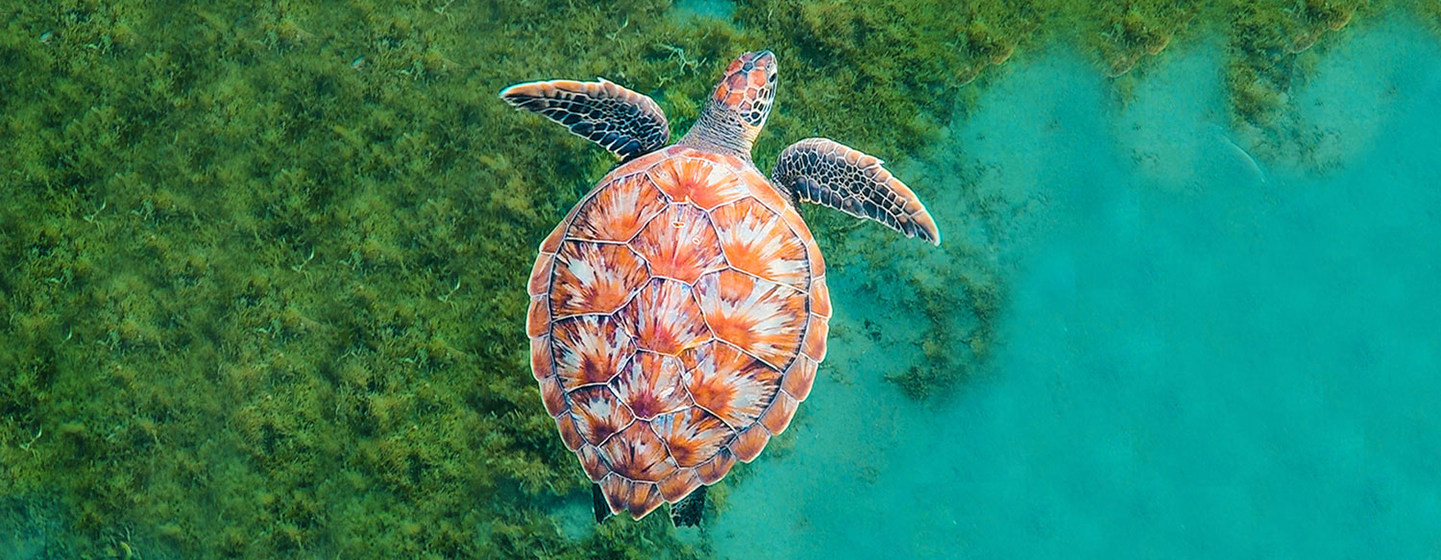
4;3;1440;558
713;17;1441;559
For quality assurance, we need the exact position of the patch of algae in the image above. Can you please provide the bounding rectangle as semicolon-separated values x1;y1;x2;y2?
0;1;729;558
727;0;1057;406
0;0;1428;558
1221;0;1370;162
1078;0;1201;78
1;0;1052;555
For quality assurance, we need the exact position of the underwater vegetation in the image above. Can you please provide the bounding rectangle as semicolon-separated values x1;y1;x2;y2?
1;0;1437;558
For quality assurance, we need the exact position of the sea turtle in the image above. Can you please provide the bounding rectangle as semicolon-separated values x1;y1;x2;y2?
502;50;939;526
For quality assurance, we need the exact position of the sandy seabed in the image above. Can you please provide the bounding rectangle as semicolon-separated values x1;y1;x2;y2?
712;15;1441;560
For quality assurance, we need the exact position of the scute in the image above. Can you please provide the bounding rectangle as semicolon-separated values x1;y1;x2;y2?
551;315;635;390
629;203;726;283
615;278;710;355
610;352;691;420
569;172;668;242
600;421;678;482
569;385;635;445
647;156;750;209
550;241;649;317
693;269;808;369
680;341;782;428
651;408;734;467
711;197;810;290
528;146;831;520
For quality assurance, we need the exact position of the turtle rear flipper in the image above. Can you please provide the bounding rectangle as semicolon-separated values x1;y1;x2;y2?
592;484;612;524
772;138;940;245
501;79;670;161
669;485;707;527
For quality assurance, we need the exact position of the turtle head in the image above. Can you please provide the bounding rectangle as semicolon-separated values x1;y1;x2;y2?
713;50;777;129
680;50;777;158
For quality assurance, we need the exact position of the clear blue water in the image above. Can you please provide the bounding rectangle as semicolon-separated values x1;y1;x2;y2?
714;18;1441;559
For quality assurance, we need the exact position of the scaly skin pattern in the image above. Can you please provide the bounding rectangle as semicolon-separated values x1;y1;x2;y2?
526;145;830;519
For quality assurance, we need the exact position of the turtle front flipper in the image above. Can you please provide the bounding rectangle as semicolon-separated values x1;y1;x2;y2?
772;137;940;245
501;79;670;161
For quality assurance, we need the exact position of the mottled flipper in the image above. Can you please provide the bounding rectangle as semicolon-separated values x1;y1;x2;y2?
669;486;706;528
772;138;940;245
501;79;670;160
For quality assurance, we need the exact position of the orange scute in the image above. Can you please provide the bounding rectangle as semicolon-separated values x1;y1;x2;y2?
570;172;668;242
629;204;725;283
600;475;665;519
695;447;736;485
617;279;711;355
657;468;703;502
681;341;781;428
781;354;819;401
651;407;734;467
600;422;678;482
759;391;799;435
694;270;807;369
810;275;832;318
646;156;749;210
610;352;691;420
731;425;770;462
551;315;635;390
568;385;635;445
711;198;810;290
551;241;649;317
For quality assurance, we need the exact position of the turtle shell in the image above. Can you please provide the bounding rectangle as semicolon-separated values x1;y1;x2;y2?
527;145;831;520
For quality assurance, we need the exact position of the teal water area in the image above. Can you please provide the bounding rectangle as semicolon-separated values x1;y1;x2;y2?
714;17;1441;559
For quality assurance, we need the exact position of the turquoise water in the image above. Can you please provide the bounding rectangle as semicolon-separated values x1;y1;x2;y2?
5;4;1439;558
713;18;1441;559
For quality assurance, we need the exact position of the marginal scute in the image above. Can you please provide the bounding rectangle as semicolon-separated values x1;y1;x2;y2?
551;241;650;317
804;229;827;278
527;253;554;296
802;314;829;362
551;315;636;390
781;354;819;401
810;275;832;318
577;444;609;481
526;295;549;338
600;474;665;519
539;375;567;417
616;279;711;355
693;269;807;369
569;172;669;242
539;221;567;255
555;413;584;451
695;151;742;170
759;390;799;436
695;447;736;485
657;468;703;502
628;203;725;283
741;167;790;216
730;425;770;462
529;335;553;381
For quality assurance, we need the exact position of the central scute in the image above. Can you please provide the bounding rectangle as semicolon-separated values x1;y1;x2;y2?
526;145;831;519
